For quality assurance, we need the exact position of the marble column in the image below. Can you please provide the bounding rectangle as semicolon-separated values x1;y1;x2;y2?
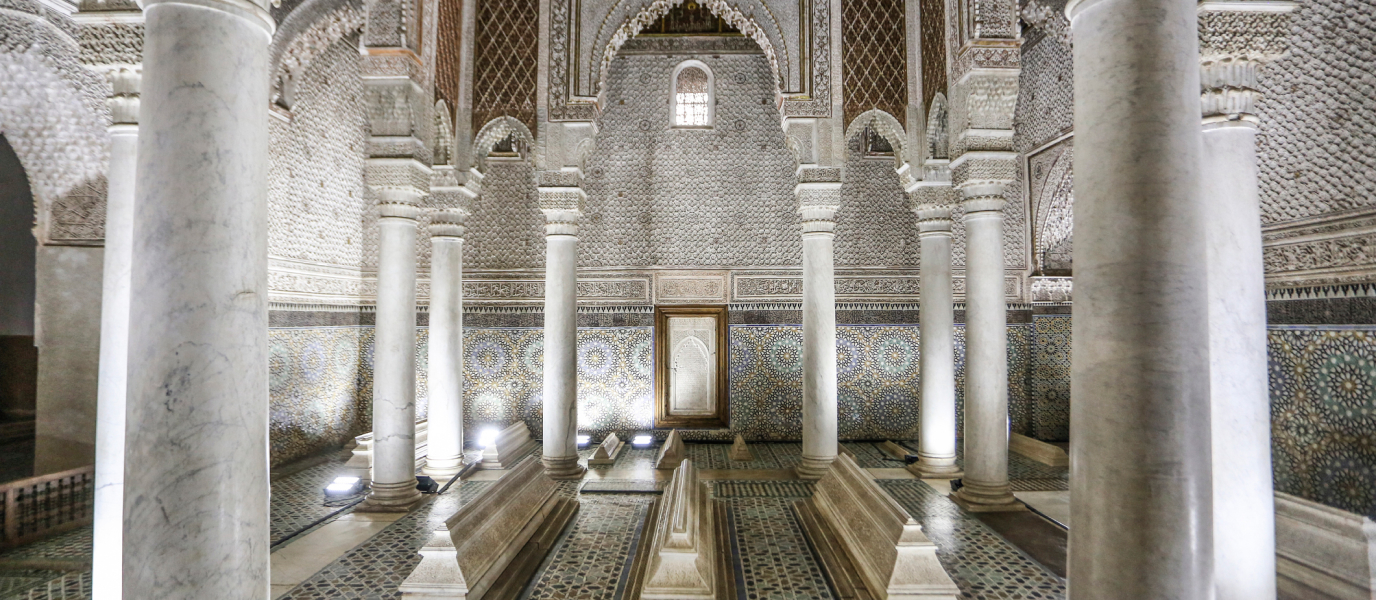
1066;0;1214;596
952;192;1020;511
1198;4;1295;599
796;180;840;480
91;65;138;600
121;0;273;595
423;207;467;478
364;197;424;509
538;174;585;480
908;171;961;478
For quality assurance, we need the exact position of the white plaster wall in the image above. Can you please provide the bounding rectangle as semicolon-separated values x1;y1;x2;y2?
33;244;102;474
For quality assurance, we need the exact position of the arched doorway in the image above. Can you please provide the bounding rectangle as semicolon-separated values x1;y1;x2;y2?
0;133;37;482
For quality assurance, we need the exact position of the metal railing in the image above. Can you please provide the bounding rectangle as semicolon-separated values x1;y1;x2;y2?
0;465;95;550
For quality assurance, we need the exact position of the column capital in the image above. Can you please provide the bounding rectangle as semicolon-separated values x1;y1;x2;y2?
1197;1;1298;124
105;66;141;127
429;165;477;214
950;151;1017;192
537;169;586;215
143;0;273;34
378;201;421;221
795;178;841;237
366;157;431;201
540;208;581;236
915;205;954;234
428;208;468;238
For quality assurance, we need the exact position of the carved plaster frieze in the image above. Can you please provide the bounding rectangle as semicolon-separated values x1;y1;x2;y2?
1262;207;1376;286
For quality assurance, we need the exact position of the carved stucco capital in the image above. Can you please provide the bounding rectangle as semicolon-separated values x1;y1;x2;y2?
1197;1;1299;123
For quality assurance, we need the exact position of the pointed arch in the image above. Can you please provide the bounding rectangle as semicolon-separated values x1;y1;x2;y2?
434;100;454;167
472;116;538;173
926;93;949;160
591;0;786;110
844;109;910;178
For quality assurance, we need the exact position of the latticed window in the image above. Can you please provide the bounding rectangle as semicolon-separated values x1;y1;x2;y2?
673;63;712;127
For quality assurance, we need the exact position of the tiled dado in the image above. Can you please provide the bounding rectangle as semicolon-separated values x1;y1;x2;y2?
1268;325;1376;519
267;316;1075;465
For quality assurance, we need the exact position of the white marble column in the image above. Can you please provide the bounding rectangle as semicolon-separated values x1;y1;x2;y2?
364;197;424;509
952;192;1020;511
909;171;961;478
121;0;272;595
1066;0;1214;596
91;65;137;600
423;207;467;478
796;180;840;480
537;173;585;480
1198;4;1295;599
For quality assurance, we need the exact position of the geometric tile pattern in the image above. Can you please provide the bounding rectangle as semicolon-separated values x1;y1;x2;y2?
0;526;92;600
1269;326;1376;518
267;315;1070;468
1028;316;1071;442
730;325;926;440
279;481;493;599
724;497;836;600
880;480;1068;599
463;326;654;443
524;494;652;600
268;326;372;466
270;453;359;546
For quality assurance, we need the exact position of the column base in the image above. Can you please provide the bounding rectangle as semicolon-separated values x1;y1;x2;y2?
906;457;963;479
357;480;424;513
542;456;586;480
951;480;1025;513
422;456;464;479
421;459;465;478
795;455;835;480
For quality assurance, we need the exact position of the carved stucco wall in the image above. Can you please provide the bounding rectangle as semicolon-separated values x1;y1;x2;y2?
1255;0;1376;288
835;136;917;268
1257;0;1376;224
0;5;110;245
464;159;545;270
578;51;800;268
268;35;368;270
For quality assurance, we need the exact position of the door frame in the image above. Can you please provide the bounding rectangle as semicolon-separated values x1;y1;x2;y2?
653;304;730;429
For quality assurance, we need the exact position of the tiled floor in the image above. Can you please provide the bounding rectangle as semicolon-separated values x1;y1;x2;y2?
524;494;652;600
279;480;494;600
0;442;1072;600
270;451;359;546
0;527;92;600
882;479;1067;599
725;497;836;599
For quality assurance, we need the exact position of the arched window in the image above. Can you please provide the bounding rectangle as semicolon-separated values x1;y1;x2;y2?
672;61;713;128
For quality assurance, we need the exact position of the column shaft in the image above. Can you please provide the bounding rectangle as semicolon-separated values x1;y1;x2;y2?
122;0;272;595
1066;0;1214;596
953;196;1018;510
541;211;583;479
913;204;960;477
366;201;422;508
798;203;838;480
424;215;464;477
92;117;136;600
1204;121;1274;599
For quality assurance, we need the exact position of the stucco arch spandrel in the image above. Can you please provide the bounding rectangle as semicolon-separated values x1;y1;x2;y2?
926;93;949;160
588;0;789;108
1033;144;1074;274
0;10;111;244
472;116;538;173
843;109;912;183
269;0;366;109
